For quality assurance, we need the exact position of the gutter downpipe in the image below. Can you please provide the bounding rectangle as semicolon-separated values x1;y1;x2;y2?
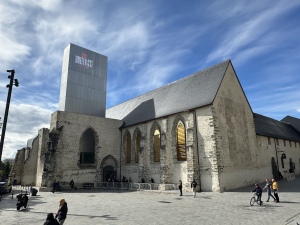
193;110;201;192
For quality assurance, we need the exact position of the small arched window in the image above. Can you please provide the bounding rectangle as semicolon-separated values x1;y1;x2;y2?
153;126;160;162
125;132;131;163
177;121;187;161
135;131;141;163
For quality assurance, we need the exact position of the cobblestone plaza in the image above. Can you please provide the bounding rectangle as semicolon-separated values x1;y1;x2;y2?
1;177;300;225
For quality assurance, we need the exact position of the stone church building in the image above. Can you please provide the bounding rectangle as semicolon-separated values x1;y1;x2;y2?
10;44;300;192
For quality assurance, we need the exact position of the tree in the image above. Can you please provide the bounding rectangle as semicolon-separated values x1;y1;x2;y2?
0;159;13;181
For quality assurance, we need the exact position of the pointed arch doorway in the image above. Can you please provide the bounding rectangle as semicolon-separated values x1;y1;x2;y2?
100;155;119;182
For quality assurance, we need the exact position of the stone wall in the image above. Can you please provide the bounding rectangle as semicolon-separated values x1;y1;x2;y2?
36;128;49;186
22;136;39;185
43;111;123;189
212;63;260;191
256;135;300;178
9;149;25;184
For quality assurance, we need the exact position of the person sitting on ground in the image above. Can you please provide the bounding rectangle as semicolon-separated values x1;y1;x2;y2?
44;213;59;225
252;183;263;205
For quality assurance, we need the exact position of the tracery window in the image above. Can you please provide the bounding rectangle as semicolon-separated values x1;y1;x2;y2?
125;132;131;163
153;126;160;162
177;121;187;161
135;131;141;163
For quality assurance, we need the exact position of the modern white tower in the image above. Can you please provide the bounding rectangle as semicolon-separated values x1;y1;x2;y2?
58;43;107;117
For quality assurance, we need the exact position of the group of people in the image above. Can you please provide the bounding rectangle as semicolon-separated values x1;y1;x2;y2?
252;178;280;205
44;198;68;225
177;178;280;201
52;181;61;193
177;179;198;197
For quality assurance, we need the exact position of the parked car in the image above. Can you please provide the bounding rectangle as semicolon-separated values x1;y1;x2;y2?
0;181;12;194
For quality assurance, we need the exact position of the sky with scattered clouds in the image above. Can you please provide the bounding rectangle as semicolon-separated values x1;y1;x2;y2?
0;0;300;160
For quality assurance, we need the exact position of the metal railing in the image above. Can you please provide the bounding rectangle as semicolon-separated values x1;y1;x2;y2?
92;182;177;193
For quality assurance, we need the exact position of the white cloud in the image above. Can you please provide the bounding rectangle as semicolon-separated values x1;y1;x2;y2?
0;101;52;159
206;1;300;65
10;0;62;11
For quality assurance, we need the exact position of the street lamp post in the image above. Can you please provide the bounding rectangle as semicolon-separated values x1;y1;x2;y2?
0;69;19;161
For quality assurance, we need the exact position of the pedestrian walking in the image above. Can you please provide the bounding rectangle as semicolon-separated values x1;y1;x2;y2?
55;198;68;225
178;180;183;196
263;179;275;202
191;179;197;198
272;178;280;202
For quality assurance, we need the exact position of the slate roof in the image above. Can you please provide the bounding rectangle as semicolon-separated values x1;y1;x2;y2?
281;116;300;133
254;113;300;141
106;60;231;126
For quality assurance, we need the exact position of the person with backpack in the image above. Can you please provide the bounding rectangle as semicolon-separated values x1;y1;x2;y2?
191;179;197;198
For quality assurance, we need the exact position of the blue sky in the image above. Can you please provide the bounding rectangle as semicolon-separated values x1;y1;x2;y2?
0;0;300;160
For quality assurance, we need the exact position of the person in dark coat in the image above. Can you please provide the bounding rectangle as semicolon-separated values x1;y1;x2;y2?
44;213;59;225
69;179;74;190
52;180;56;193
55;198;68;225
252;183;263;205
178;180;183;196
191;179;197;198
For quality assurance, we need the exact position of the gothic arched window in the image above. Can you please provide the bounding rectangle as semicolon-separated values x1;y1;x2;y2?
79;128;95;164
177;121;187;161
153;126;161;162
